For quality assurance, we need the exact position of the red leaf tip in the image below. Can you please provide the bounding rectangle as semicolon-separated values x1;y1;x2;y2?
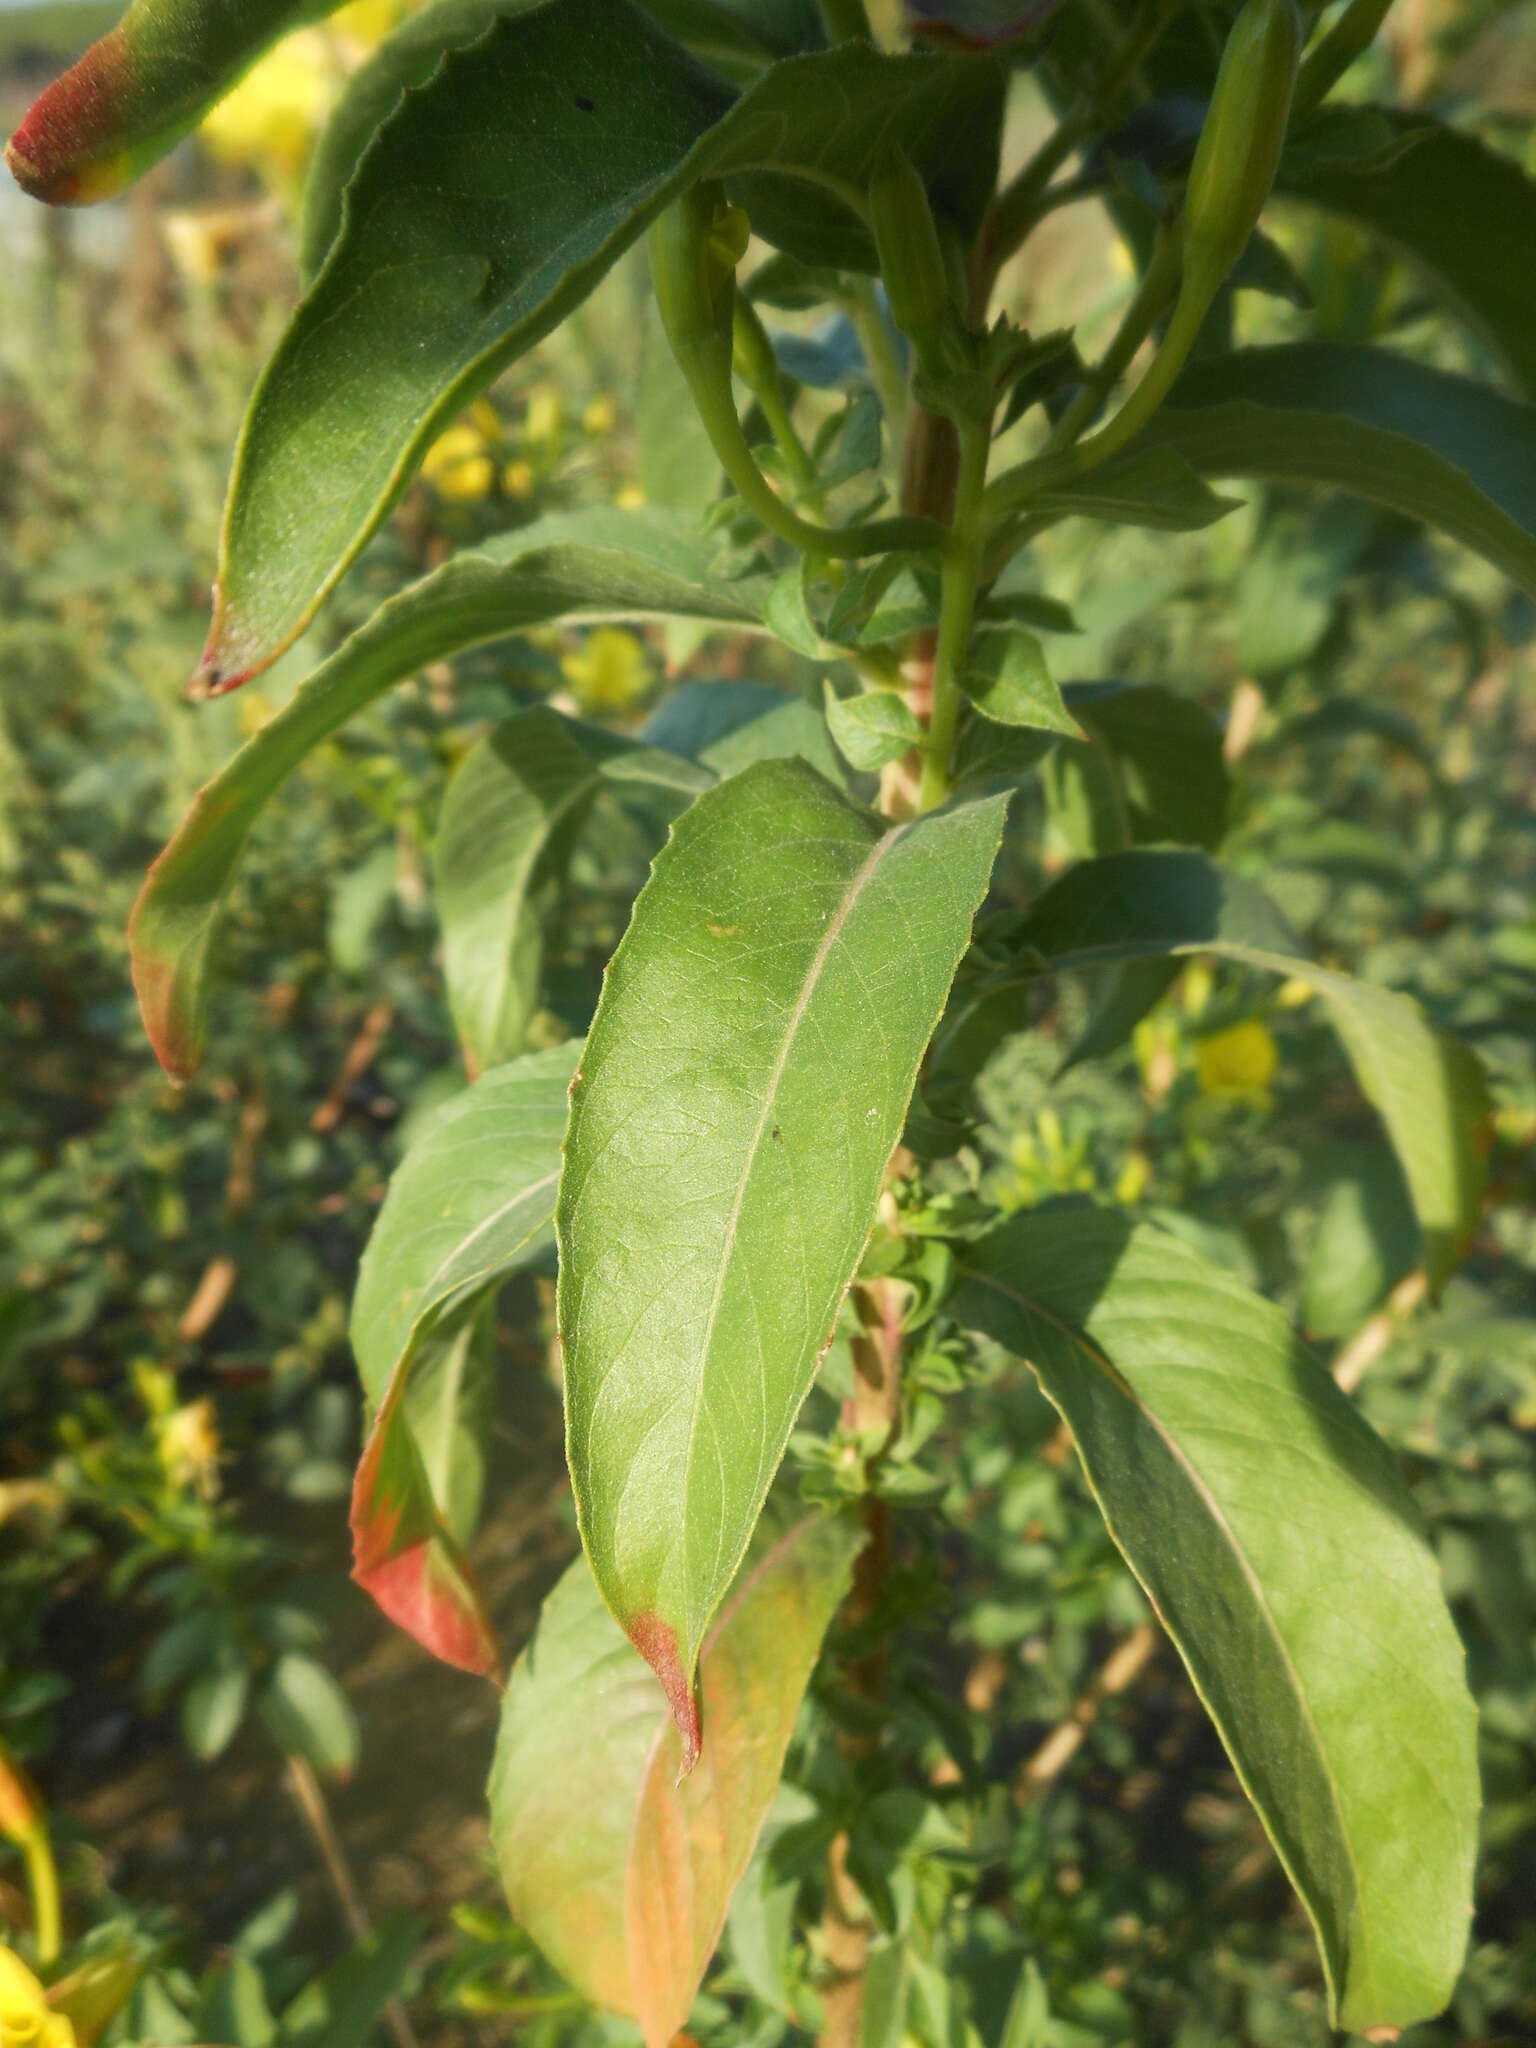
628;1612;700;1776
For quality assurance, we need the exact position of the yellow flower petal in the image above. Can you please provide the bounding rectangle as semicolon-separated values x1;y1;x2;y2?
1196;1019;1278;1102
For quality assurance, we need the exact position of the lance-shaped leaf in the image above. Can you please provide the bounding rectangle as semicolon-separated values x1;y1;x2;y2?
6;0;331;204
436;708;711;1077
131;507;769;1081
1278;113;1536;400
1138;344;1536;597
490;1515;862;2048
349;1042;576;1674
298;0;827;277
197;2;1001;689
954;1210;1479;2033
1000;849;1490;1289
558;760;1006;1761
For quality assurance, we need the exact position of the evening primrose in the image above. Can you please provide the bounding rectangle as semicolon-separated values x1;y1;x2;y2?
1196;1019;1278;1104
0;1948;74;2048
561;628;652;710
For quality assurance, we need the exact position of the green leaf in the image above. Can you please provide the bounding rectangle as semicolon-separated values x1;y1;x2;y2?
1141;343;1536;597
1026;446;1240;533
823;681;925;773
258;1653;359;1780
180;1663;249;1762
959;630;1082;737
277;1916;423;2048
1004;849;1491;1288
642;679;847;786
302;0;830;265
5;0;333;204
349;1042;577;1674
403;1303;495;1550
199;4;1001;687
131;507;766;1080
489;1515;862;2048
1062;682;1229;851
436;707;709;1076
954;1210;1479;2034
1279;112;1536;399
558;760;1006;1757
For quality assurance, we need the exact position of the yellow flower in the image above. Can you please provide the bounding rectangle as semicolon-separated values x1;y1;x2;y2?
501;458;536;500
614;483;647;510
421;423;495;501
158;1399;222;1498
0;1948;76;2048
200;33;334;174
1181;961;1214;1018
560;628;652;710
331;0;413;49
523;383;564;448
583;393;618;436
1114;1152;1151;1205
1196;1019;1278;1103
1276;976;1315;1009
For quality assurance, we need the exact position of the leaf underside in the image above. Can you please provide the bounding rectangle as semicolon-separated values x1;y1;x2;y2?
955;1209;1479;2034
349;1042;577;1673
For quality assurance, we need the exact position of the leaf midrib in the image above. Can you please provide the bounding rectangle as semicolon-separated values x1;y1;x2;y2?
955;1256;1367;2006
679;821;906;1644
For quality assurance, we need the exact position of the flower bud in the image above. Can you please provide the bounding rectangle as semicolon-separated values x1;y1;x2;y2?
1183;0;1302;311
867;146;953;367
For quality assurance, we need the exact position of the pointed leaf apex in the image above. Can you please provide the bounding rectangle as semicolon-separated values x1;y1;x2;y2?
350;1392;502;1681
628;1612;700;1775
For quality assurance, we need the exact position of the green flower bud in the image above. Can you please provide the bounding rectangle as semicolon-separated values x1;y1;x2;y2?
1183;0;1302;311
868;145;953;366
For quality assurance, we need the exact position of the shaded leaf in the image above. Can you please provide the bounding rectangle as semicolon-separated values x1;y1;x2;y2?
277;1916;423;2048
1143;343;1536;597
132;507;766;1080
1279;112;1536;398
558;760;1006;1754
954;1209;1478;2034
1025;445;1239;532
641;679;847;786
349;1043;577;1674
199;4;1000;687
435;707;709;1076
489;1516;862;2048
1004;848;1490;1287
258;1653;359;1779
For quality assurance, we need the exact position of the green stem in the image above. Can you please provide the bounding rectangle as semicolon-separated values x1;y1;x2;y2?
22;1824;61;1966
684;348;942;559
983;231;1191;523
732;298;819;496
917;417;989;812
978;1;1179;295
1044;229;1185;455
819;0;873;39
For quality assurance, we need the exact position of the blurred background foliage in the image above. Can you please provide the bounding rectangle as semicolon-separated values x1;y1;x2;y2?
1;0;1534;2043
